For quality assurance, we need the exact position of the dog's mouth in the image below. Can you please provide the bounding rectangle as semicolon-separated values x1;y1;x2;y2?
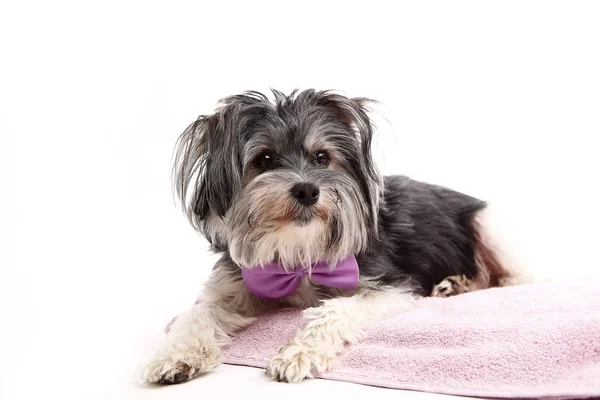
295;203;332;225
295;208;316;225
246;198;329;229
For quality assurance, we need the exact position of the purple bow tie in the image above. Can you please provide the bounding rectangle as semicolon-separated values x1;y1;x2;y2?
241;255;359;300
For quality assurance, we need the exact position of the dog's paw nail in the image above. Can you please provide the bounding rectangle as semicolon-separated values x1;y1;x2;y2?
173;372;189;383
158;370;188;384
144;357;199;385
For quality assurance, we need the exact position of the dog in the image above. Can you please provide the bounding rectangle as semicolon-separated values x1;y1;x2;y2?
142;89;530;384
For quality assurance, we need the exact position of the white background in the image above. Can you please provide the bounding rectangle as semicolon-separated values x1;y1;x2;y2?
2;1;599;399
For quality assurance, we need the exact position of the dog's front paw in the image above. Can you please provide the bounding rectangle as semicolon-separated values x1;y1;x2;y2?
143;358;198;384
142;345;220;384
266;342;335;383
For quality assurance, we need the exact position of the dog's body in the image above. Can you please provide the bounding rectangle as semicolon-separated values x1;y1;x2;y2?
142;90;530;384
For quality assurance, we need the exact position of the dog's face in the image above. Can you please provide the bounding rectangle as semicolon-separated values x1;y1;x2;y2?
174;90;381;269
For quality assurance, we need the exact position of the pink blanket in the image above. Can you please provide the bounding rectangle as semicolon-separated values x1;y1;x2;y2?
222;280;600;399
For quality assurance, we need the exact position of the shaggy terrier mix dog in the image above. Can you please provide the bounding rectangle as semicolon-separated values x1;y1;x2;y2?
142;89;528;384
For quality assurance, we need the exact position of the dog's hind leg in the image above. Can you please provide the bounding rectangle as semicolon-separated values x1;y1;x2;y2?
431;275;474;297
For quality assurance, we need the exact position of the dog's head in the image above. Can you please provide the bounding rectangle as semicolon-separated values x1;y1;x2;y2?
173;89;382;269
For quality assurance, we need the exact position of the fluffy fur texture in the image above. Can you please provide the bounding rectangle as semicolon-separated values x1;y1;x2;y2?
142;89;529;385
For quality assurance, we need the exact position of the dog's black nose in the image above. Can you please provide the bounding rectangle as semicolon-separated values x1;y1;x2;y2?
290;182;320;207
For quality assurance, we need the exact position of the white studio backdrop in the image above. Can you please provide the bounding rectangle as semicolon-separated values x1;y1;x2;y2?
2;1;599;399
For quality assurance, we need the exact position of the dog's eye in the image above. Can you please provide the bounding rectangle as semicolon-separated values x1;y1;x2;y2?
253;151;277;171
314;151;330;166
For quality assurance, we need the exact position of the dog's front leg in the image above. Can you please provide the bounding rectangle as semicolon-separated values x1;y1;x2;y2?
142;256;264;384
267;286;418;383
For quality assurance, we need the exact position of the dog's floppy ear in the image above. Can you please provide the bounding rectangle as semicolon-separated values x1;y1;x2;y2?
172;105;243;232
316;92;383;235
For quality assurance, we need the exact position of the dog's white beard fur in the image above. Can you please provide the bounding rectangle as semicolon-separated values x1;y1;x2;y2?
227;218;326;270
229;217;364;270
244;219;327;269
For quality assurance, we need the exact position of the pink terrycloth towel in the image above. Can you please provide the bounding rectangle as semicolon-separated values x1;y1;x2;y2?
222;280;600;399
